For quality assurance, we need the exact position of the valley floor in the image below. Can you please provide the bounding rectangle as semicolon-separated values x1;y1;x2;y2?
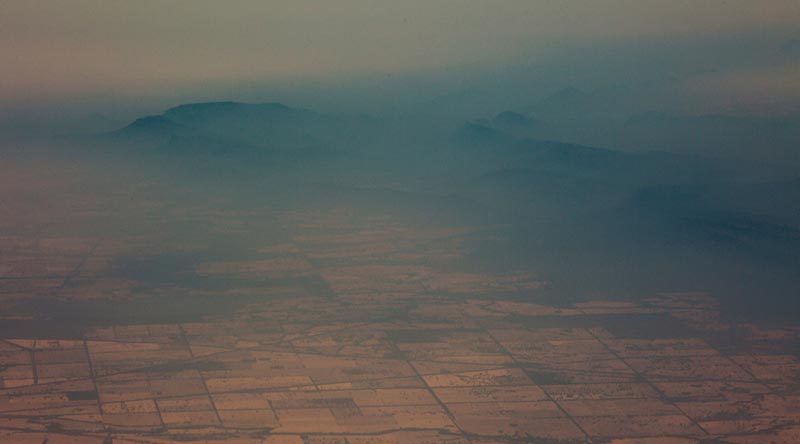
1;156;799;443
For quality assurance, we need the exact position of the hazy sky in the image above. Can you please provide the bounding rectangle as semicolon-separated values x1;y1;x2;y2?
1;1;799;114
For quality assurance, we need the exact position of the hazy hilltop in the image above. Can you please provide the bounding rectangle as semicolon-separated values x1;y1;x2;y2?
113;102;326;148
451;85;800;169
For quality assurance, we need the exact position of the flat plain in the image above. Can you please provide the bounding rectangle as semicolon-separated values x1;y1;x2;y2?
1;158;799;444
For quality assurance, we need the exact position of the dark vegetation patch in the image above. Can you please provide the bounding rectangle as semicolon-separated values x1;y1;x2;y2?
18;294;244;325
147;360;226;373
524;369;572;385
507;313;699;339
385;329;450;343
386;328;482;343
0;320;86;340
66;390;98;401
17;274;331;327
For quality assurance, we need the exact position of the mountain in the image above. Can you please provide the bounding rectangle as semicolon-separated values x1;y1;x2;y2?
452;120;719;186
113;115;189;140
161;102;325;136
454;122;514;147
106;101;347;159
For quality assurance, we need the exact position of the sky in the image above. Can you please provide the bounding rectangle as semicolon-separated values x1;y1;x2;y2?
1;1;799;118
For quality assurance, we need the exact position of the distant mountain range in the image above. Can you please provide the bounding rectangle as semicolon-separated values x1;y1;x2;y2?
113;101;326;147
